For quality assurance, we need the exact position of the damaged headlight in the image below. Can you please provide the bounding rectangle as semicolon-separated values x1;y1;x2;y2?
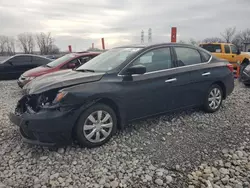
53;91;68;103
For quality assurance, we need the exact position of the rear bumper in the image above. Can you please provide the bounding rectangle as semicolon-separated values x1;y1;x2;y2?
223;73;234;98
9;107;79;147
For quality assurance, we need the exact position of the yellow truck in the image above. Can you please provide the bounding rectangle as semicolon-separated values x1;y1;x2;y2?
199;43;250;70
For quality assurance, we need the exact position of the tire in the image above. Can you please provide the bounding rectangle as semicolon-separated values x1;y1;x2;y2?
75;103;117;148
203;84;223;113
244;83;250;87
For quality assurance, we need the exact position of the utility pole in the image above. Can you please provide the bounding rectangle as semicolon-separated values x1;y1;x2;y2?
141;30;144;44
148;28;152;43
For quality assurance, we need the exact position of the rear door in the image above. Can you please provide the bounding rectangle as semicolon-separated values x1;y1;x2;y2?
173;47;213;107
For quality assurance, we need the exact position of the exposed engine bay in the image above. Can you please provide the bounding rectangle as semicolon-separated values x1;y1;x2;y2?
16;89;60;114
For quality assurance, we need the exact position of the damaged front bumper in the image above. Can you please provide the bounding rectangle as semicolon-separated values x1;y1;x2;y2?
9;95;81;146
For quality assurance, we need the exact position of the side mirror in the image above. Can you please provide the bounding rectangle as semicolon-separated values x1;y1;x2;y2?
126;65;146;75
8;61;13;65
67;63;76;69
237;49;241;55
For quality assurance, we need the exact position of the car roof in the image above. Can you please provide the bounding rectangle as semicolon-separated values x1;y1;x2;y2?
13;54;51;59
115;43;199;49
199;43;232;45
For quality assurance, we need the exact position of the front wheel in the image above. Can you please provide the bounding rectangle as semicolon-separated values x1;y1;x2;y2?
203;84;223;113
75;103;117;148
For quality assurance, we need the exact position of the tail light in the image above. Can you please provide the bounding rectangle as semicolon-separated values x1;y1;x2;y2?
227;64;234;72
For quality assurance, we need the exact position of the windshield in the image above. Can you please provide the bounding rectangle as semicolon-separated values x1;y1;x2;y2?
0;56;14;64
76;47;142;72
46;54;76;67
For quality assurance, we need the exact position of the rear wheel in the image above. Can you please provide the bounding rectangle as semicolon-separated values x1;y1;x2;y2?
75;104;117;148
203;84;223;113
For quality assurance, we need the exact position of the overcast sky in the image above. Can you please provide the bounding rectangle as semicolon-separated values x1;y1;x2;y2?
0;0;249;51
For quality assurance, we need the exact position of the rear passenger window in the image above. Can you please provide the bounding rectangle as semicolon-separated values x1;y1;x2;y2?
224;45;230;54
200;50;211;62
11;56;32;65
33;56;51;64
175;47;202;66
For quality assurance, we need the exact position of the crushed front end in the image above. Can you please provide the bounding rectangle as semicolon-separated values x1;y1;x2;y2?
9;90;81;146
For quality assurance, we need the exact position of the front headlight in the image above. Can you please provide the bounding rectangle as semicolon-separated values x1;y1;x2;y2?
53;91;68;103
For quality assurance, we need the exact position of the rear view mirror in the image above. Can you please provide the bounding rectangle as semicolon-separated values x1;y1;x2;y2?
126;65;146;75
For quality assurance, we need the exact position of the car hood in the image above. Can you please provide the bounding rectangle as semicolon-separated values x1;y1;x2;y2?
23;66;51;77
24;69;105;95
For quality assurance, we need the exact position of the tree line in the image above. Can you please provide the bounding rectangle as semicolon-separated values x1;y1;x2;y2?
182;27;250;51
0;32;60;56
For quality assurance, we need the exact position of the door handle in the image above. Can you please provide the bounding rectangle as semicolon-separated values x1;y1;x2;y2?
165;78;177;83
202;72;211;76
232;55;234;58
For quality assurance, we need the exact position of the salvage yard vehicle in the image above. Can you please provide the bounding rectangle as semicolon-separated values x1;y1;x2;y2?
17;52;101;88
199;43;250;71
9;43;234;148
241;64;250;86
0;54;52;80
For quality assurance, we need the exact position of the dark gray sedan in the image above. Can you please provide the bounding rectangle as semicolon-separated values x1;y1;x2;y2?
10;43;234;148
0;54;52;80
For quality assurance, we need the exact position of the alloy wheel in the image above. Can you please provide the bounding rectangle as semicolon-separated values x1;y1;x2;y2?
83;110;113;143
208;88;222;110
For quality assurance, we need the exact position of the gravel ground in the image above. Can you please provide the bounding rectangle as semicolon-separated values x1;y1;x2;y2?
0;80;249;188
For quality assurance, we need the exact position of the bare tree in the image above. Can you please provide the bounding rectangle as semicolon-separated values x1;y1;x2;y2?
202;37;224;43
232;29;250;51
50;45;60;54
0;35;8;55
5;37;16;55
189;38;201;46
86;47;102;51
221;27;236;43
178;40;186;44
17;33;35;54
36;32;56;55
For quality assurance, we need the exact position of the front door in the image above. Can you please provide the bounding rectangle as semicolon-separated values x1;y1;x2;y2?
120;46;192;120
222;44;239;66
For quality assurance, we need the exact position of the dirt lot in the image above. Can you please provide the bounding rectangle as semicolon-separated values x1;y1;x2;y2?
0;80;250;188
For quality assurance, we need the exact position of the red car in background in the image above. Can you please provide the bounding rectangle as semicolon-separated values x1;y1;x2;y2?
17;52;101;88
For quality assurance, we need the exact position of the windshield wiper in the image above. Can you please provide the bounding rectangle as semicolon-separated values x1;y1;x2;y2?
75;69;95;72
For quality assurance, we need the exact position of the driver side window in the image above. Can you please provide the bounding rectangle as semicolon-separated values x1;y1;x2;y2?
130;47;173;73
